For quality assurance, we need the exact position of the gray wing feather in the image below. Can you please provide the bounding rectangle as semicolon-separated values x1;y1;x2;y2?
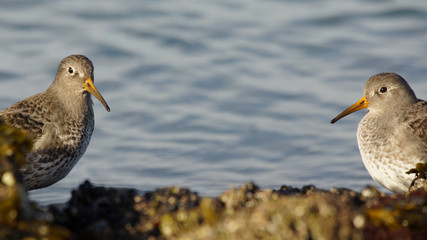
0;93;51;140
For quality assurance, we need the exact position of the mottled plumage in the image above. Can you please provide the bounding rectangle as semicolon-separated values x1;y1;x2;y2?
0;55;110;190
331;73;427;194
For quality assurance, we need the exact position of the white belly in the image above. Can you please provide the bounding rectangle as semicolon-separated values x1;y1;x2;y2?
357;115;425;193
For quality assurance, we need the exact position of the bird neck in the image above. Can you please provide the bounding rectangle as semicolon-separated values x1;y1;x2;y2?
46;86;94;121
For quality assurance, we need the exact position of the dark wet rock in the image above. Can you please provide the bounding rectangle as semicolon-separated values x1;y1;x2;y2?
277;184;301;194
49;180;200;240
45;180;426;239
51;180;140;239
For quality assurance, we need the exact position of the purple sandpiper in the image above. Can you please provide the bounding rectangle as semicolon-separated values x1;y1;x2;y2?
0;55;110;190
331;72;426;194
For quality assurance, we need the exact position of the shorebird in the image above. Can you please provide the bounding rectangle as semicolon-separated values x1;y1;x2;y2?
0;55;110;190
331;72;427;194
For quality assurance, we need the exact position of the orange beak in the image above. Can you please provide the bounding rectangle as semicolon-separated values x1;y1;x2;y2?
331;96;369;124
84;78;110;112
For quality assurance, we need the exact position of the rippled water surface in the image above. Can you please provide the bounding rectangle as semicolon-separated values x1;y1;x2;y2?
1;0;427;204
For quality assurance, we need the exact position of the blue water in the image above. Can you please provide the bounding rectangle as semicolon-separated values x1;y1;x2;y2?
1;0;427;204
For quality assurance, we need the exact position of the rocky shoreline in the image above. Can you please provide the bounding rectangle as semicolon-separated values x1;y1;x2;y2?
1;123;427;240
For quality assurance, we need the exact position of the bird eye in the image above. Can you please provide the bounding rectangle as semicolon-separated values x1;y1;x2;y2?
68;67;74;74
379;87;387;93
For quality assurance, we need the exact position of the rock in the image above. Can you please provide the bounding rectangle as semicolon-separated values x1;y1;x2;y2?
1;119;427;239
50;181;200;239
177;183;362;240
48;181;427;240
